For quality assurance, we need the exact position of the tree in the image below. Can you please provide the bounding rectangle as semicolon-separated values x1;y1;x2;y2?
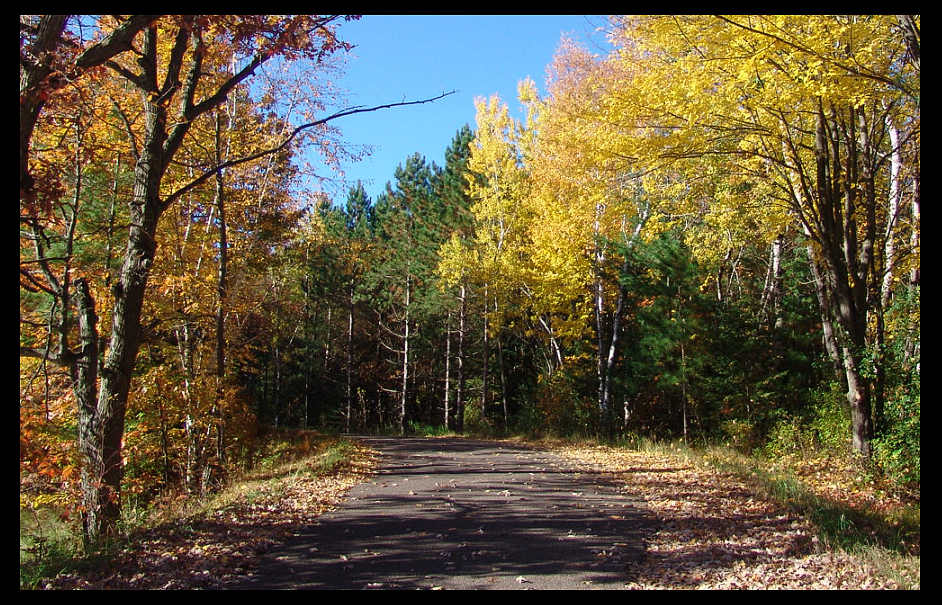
364;154;446;433
594;15;919;456
20;15;158;206
435;126;475;430
20;14;456;545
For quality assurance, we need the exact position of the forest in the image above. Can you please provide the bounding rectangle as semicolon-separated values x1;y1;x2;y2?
21;14;918;562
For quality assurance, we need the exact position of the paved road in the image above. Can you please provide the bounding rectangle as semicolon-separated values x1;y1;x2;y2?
237;436;649;590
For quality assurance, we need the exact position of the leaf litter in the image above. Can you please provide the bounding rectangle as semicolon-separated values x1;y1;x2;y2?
551;444;918;590
41;443;379;590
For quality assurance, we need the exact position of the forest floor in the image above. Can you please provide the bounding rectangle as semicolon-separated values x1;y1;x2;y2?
34;436;918;590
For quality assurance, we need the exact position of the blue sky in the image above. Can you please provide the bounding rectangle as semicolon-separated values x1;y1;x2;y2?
309;14;609;203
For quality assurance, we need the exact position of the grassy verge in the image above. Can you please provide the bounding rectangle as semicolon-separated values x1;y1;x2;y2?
20;430;367;589
613;438;920;589
19;507;85;590
689;445;919;588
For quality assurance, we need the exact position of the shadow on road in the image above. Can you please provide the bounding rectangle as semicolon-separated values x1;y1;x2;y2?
236;436;653;590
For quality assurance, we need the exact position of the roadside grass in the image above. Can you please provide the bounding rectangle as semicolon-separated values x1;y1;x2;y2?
20;430;362;589
406;421;457;437
499;431;918;589
19;507;84;590
577;436;920;589
155;432;360;523
689;444;919;589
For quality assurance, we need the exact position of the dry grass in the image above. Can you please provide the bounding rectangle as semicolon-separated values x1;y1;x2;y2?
34;437;378;590
550;442;919;590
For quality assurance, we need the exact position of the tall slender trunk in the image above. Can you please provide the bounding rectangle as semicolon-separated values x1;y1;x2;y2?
680;341;689;446
882;117;903;308
273;343;281;427
760;234;785;330
596;204;647;436
495;298;508;431
537;315;563;375
593;234;607;423
104;153;121;288
346;287;354;433
443;312;452;429
456;284;466;433
178;324;200;493
600;275;628;436
400;275;411;435
212;111;228;465
481;282;489;420
716;248;732;303
909;172;920;288
324;305;332;370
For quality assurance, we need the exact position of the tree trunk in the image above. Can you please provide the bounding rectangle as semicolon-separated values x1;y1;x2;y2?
213;111;228;465
273;344;282;427
346;287;354;433
760;234;785;330
324;305;332;371
680;341;689;446
87;75;170;539
72;279;104;548
537;315;563;375
443;312;452;429
400;275;410;435
600;278;628;437
810;102;874;457
495;311;508;431
456;284;466;433
593;239;607;423
481;282;489;421
806;248;846;385
19;15;69;202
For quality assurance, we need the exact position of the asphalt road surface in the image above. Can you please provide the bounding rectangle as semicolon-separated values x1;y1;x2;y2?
237;436;649;590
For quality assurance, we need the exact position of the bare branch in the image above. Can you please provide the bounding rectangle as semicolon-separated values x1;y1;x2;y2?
162;90;457;209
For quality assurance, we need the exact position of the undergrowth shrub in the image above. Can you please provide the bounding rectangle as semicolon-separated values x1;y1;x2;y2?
511;396;544;438
807;382;850;453
762;411;813;458
720;418;760;453
533;369;595;437
462;399;487;434
872;381;920;489
407;421;451;436
871;285;920;490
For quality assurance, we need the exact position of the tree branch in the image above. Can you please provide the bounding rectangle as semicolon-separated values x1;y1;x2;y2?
162;90;457;209
715;15;917;99
74;15;158;70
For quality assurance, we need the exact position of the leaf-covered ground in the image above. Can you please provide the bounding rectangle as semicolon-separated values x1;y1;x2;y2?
39;443;379;590
550;444;919;590
38;439;917;590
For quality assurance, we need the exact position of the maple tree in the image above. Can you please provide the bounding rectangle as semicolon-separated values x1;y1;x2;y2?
19;14;462;546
